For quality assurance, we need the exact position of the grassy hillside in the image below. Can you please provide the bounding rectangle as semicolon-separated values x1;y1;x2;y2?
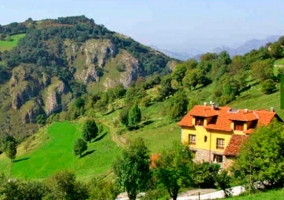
0;100;181;181
0;120;122;181
0;34;26;52
230;84;284;119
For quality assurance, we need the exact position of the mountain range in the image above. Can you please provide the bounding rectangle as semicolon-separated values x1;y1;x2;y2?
153;35;280;60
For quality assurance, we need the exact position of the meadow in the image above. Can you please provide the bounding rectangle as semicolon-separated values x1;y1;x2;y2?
0;34;26;52
0;120;122;181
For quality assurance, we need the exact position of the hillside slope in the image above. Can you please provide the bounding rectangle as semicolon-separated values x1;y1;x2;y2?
0;16;177;138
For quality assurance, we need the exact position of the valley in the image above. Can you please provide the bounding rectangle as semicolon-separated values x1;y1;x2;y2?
0;15;284;199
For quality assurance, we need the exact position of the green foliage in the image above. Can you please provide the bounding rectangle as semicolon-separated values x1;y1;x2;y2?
279;35;284;46
124;85;146;104
261;79;276;94
218;51;232;65
111;84;126;99
229;55;249;75
45;171;89;200
0;173;47;200
245;47;270;64
128;103;142;129
154;143;193;200
0;135;16;153
113;138;151;200
200;52;218;62
116;62;126;72
192;162;220;188
214;169;232;197
172;64;187;85
140;96;151;107
232;121;284;190
88;177;120;200
74;97;85;109
269;42;283;58
159;76;175;100
251;59;274;82
182;69;199;90
36;114;46;125
120;106;130;127
73;138;87;157
82;119;98;142
5;141;17;161
169;90;188;121
141;188;168;200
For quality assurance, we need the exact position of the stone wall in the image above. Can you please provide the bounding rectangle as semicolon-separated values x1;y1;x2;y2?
223;156;235;169
190;147;234;168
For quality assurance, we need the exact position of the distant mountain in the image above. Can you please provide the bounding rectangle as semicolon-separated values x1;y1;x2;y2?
211;35;280;56
152;35;281;60
150;45;202;61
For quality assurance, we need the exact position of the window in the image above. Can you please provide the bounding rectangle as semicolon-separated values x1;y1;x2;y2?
216;138;224;149
204;136;207;142
189;134;196;145
213;154;223;163
195;117;204;126
234;121;244;131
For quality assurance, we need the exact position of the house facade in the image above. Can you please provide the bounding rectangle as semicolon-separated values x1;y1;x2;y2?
178;102;282;168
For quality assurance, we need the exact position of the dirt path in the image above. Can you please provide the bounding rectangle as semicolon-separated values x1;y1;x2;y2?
97;119;127;148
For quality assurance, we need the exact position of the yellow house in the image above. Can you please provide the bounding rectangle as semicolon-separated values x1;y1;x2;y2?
178;102;282;168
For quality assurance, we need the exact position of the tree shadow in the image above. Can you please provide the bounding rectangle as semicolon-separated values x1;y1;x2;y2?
142;120;154;126
80;150;95;158
93;132;107;142
14;157;30;163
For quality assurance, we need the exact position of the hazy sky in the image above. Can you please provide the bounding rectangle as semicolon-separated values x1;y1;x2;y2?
0;0;283;52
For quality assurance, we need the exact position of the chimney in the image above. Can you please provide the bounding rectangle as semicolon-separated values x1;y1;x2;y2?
204;102;207;106
270;107;274;112
210;101;215;110
244;108;248;113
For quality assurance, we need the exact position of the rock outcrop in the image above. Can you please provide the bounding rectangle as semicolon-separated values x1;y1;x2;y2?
43;78;67;116
67;39;118;84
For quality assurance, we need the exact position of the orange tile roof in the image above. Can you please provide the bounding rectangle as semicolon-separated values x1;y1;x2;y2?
188;105;219;117
224;135;248;156
228;110;258;121
178;105;281;132
254;110;276;126
244;128;254;134
178;112;194;127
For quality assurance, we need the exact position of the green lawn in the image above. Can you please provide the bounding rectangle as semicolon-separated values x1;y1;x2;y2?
0;34;26;52
228;190;284;199
123;101;181;153
0;121;121;181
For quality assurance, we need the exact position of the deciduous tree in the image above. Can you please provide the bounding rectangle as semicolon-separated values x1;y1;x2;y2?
169;90;188;121
113;138;151;200
45;171;88;200
82;119;98;142
232;121;284;191
5;141;17;162
73;138;87;157
127;103;141;129
261;79;276;94
251;59;274;82
154;143;193;200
